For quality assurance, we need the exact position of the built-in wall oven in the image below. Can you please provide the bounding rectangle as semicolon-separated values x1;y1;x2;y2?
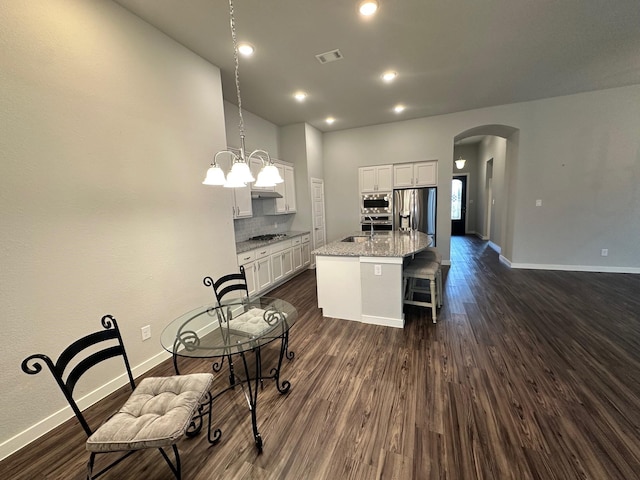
361;193;391;214
361;193;393;231
361;215;393;231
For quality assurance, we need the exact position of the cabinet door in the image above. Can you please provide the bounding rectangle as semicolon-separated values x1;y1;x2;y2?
301;241;310;267
233;187;252;218
274;164;287;213
393;164;415;188
414;161;437;187
241;262;258;297
376;165;393;191
282;248;293;277
284;165;296;212
256;256;272;292
271;253;284;283
359;167;377;193
292;244;303;271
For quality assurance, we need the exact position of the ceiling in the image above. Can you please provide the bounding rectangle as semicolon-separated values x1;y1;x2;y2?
113;0;640;132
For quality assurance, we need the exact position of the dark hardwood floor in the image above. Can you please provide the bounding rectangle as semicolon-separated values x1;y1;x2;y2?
3;235;640;479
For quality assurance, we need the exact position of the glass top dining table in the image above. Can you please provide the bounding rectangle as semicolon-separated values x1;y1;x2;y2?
161;297;298;359
160;296;298;452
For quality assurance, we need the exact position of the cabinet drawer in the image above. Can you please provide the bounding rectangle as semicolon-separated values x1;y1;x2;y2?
292;236;302;246
271;239;292;253
302;234;310;243
255;246;271;259
237;251;255;265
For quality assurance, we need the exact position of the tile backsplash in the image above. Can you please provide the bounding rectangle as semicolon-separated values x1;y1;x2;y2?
234;200;294;242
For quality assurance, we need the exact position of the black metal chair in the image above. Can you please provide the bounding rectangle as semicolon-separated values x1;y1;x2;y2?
21;315;213;480
202;266;251;384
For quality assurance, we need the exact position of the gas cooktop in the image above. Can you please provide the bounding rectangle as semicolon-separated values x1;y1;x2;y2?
249;234;288;241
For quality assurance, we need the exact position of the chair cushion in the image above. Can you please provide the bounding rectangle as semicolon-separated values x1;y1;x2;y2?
227;308;284;337
415;249;442;264
86;373;213;452
403;259;439;279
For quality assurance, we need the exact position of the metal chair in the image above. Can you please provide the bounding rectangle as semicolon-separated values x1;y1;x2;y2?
202;266;251;384
21;315;213;480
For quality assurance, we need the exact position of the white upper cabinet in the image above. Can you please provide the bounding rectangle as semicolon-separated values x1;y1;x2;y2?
268;162;296;214
359;165;393;193
232;187;252;218
393;161;438;188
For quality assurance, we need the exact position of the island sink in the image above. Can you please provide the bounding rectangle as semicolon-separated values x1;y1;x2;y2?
341;235;372;243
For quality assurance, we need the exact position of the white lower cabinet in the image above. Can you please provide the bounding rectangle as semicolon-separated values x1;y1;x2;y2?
237;246;271;296
301;237;311;267
237;234;310;296
292;244;302;271
255;256;272;291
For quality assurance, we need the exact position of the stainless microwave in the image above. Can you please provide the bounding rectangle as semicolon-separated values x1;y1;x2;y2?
361;193;391;214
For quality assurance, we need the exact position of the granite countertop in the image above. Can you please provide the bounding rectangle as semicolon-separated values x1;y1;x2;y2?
312;230;432;258
236;230;310;254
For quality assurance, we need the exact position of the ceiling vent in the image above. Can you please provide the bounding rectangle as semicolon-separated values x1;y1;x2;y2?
315;49;344;64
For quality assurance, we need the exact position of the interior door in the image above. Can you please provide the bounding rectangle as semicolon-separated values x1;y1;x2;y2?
451;175;467;235
311;178;326;266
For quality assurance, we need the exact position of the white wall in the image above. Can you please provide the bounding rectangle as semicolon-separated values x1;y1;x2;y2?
224;100;280;157
0;0;238;458
323;85;640;271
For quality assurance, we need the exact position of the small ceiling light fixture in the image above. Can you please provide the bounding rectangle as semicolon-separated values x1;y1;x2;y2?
326;117;336;125
455;157;467;169
382;71;397;82
294;91;307;102
394;104;405;113
237;42;254;56
203;0;282;188
359;0;379;16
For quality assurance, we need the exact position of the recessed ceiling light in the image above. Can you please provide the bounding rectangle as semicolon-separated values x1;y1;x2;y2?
382;71;397;82
394;104;405;113
237;43;254;56
359;0;378;16
294;91;307;102
326;117;336;125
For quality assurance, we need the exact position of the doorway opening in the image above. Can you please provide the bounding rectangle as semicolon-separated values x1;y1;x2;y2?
451;175;467;235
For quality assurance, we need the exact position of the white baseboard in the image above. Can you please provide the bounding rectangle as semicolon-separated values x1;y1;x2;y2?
0;350;171;461
508;262;640;274
361;314;404;328
499;255;511;267
488;241;501;253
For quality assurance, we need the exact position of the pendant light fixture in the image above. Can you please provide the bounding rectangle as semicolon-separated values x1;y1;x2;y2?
455;157;466;169
203;0;283;188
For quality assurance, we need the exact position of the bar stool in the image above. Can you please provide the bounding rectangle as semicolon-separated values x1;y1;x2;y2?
403;257;441;323
414;248;443;308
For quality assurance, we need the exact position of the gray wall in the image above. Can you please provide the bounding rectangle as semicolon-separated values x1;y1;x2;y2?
1;0;238;458
323;86;640;271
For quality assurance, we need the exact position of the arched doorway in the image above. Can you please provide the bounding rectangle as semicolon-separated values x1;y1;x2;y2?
452;125;520;264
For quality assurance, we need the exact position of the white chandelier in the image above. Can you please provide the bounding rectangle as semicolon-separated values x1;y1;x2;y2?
203;0;283;188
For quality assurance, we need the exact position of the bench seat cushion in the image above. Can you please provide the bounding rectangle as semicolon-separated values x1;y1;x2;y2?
86;373;213;452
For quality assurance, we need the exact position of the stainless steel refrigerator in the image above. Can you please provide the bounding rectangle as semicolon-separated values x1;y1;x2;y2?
393;188;437;243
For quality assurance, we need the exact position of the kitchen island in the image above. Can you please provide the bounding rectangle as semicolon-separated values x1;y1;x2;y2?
312;231;432;328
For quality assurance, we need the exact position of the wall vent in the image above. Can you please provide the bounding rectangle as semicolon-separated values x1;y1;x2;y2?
315;49;344;64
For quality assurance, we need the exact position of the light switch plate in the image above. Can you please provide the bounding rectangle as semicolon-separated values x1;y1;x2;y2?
535;199;542;207
141;325;151;341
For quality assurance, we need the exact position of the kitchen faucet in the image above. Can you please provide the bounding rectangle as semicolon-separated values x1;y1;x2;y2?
365;215;374;238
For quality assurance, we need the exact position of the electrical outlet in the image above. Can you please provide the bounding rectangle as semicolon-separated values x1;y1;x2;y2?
274;222;278;229
601;249;608;257
141;325;151;341
535;199;542;207
374;264;382;276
